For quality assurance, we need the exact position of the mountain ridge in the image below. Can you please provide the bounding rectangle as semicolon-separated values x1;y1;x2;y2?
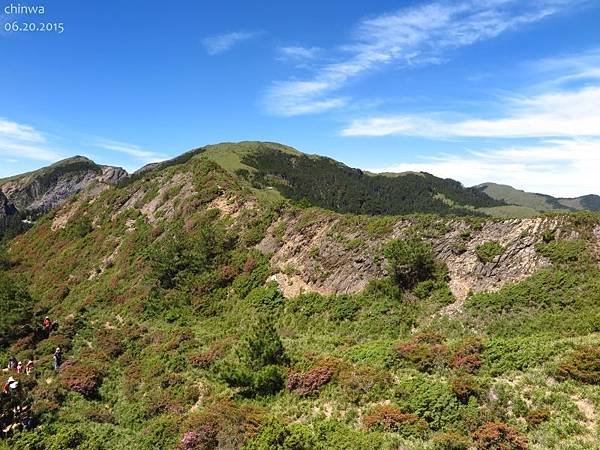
476;182;600;213
1;142;599;243
1;147;599;448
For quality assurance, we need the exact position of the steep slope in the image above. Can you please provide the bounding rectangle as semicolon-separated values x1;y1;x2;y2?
1;150;600;449
0;156;128;238
477;182;600;212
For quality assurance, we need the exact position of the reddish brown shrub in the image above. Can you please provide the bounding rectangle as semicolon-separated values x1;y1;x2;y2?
363;405;428;437
147;390;185;415
472;422;528;450
286;365;334;396
31;381;62;415
526;407;551;428
338;365;392;403
243;258;257;273
452;354;482;373
189;339;230;369
556;346;600;384
395;339;450;373
452;337;484;373
412;331;445;345
96;329;125;358
451;375;480;403
59;361;102;398
178;427;218;450
218;265;237;284
181;399;264;449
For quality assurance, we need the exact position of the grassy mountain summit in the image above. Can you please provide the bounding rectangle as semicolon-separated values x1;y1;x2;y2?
134;141;505;216
0;147;599;449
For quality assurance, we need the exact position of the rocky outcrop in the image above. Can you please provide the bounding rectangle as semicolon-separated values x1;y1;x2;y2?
258;214;582;300
0;156;128;215
0;191;17;218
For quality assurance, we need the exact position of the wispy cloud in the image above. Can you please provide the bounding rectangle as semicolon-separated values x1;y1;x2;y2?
0;118;63;162
278;46;321;61
264;0;576;116
94;139;166;163
365;138;600;197
341;85;600;138
202;31;260;55
529;48;600;85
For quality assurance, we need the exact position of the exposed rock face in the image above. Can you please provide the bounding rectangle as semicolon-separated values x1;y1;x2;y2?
258;214;579;300
0;191;17;218
0;157;128;215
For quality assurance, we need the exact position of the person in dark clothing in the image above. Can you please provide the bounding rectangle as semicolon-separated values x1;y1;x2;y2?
52;348;62;372
6;356;17;371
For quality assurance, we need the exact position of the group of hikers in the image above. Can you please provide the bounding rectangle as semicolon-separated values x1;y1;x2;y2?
5;357;34;377
1;316;61;438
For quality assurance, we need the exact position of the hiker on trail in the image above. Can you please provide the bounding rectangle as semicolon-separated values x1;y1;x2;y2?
52;348;62;372
2;377;18;395
25;360;34;376
43;316;52;337
6;356;17;371
15;362;22;374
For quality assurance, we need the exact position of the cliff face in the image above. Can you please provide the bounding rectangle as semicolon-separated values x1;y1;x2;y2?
0;190;17;218
258;212;586;301
0;157;128;214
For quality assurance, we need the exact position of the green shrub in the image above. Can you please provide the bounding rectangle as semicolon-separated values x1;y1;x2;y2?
535;239;589;266
65;217;93;239
221;317;287;397
237;316;287;370
330;295;361;322
475;241;504;263
432;431;471;450
395;377;461;430
0;272;33;347
542;230;555;243
246;283;284;312
384;237;435;289
253;365;285;396
244;420;317;449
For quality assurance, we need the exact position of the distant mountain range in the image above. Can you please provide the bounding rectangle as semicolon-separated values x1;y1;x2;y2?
476;182;600;215
1;142;598;239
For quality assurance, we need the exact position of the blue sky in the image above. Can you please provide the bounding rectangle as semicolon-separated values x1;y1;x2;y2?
1;0;600;196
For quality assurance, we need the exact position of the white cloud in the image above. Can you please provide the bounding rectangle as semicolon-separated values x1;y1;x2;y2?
265;0;577;116
202;31;260;55
366;138;600;197
0;118;63;162
0;117;45;142
94;139;166;163
278;46;320;61
341;84;600;138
